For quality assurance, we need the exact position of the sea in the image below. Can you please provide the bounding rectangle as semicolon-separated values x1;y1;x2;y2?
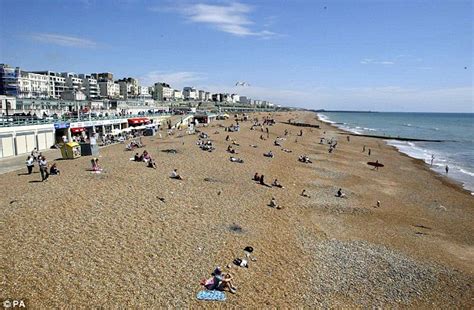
317;112;474;194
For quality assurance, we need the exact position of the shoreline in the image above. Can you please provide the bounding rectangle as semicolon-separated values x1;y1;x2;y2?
315;112;474;195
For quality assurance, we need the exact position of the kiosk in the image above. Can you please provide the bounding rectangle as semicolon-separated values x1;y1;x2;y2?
61;142;81;159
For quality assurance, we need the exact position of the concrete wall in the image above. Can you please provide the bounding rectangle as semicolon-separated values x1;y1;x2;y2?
0;124;55;158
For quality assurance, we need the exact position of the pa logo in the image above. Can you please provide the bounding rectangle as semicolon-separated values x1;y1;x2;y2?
2;300;26;308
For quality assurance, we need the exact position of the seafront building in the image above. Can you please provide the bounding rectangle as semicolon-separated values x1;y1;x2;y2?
0;63;276;159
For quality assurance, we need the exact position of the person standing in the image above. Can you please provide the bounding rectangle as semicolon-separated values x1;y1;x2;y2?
430;154;435;166
445;165;449;174
26;155;34;174
39;156;49;182
368;149;371;156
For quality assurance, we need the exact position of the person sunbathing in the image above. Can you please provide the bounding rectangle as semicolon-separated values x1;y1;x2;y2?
336;188;346;198
274;140;281;147
147;158;157;169
204;267;237;293
91;158;102;172
272;179;284;188
170;169;183;180
282;148;292;153
230;156;244;163
263;151;274;158
269;197;282;209
301;189;310;198
142;150;150;162
49;163;60;175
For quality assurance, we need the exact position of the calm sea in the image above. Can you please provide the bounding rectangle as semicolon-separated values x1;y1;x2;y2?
317;112;474;193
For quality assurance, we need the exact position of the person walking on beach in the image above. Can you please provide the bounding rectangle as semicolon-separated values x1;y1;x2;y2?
39;156;49;182
26;155;34;174
362;145;366;152
368;148;371;156
431;154;435;166
445;165;449;174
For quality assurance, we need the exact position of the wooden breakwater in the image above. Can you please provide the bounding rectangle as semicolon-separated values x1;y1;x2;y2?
281;121;320;128
344;132;450;142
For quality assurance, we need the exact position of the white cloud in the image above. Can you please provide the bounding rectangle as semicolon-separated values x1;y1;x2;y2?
138;71;206;88
360;58;394;65
30;33;97;48
155;2;276;38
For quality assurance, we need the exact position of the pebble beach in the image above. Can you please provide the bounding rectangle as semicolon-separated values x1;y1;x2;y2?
1;111;473;308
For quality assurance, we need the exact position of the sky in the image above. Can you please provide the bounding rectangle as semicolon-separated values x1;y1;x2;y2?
0;0;472;112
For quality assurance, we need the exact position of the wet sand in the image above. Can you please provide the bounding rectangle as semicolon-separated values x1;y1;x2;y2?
1;111;473;307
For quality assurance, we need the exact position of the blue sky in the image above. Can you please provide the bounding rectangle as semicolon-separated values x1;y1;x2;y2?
0;0;472;112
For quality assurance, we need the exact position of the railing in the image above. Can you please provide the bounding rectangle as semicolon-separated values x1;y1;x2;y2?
0;112;174;128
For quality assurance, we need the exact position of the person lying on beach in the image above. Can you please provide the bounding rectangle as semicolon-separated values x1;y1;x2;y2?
147;158;157;169
225;135;230;141
301;189;310;198
263;151;274;158
49;163;60;175
336;188;346;198
170;169;183;180
260;135;266;140
274;140;281;147
272;179;284;188
320;138;325;144
298;155;312;163
282;148;292;153
230;156;244;163
232;140;240;146
249;144;258;148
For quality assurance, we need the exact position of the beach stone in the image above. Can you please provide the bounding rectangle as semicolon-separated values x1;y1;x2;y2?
304;239;469;307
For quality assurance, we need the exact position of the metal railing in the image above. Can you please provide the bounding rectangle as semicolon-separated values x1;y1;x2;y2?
0;111;174;128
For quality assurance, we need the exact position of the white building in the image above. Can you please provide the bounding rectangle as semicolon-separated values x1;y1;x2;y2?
117;77;139;99
61;73;84;94
173;89;183;100
31;71;66;99
79;74;100;99
18;72;50;99
153;82;173;101
198;90;206;101
98;80;121;98
183;87;197;100
204;92;211;101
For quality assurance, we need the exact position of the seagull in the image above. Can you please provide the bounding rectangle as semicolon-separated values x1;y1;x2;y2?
235;81;250;87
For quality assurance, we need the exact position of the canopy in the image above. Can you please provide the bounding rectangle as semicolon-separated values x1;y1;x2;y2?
71;127;85;133
128;117;149;125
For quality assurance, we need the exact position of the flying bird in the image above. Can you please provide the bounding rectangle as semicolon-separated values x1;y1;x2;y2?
235;81;250;87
